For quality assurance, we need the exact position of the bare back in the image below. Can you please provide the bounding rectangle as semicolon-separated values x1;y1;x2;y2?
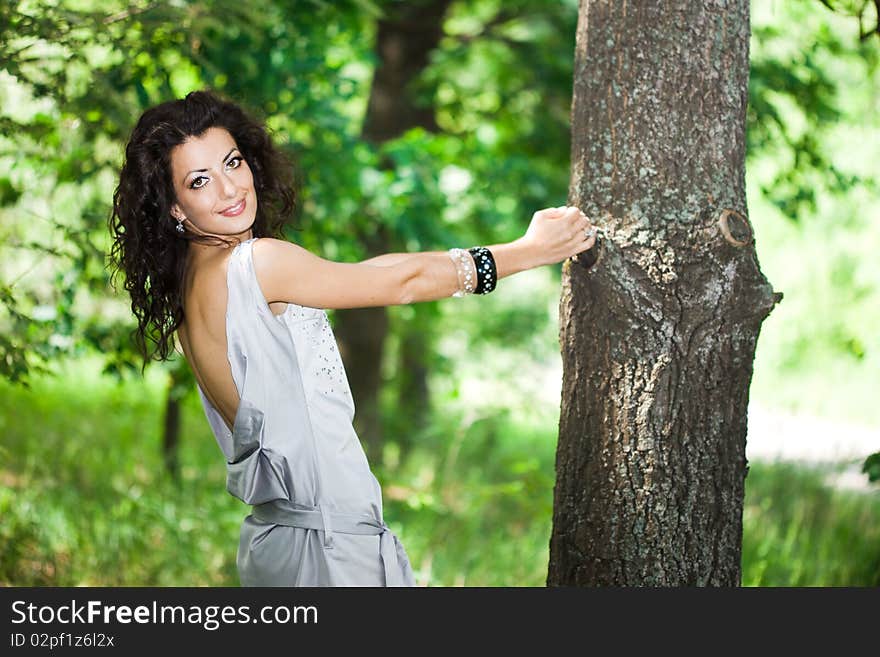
176;248;287;433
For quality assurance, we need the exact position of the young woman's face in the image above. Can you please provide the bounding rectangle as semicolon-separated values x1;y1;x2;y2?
169;126;257;239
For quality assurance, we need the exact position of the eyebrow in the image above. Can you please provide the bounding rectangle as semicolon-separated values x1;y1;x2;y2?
183;148;239;184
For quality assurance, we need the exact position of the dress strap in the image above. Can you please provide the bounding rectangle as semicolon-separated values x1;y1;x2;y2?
229;237;281;323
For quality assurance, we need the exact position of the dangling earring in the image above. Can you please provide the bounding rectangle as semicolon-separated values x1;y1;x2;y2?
176;218;185;234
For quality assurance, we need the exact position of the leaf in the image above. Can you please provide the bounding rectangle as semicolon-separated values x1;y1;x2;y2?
862;452;880;484
0;178;21;206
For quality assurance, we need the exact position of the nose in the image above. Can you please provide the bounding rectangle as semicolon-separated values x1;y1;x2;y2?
218;170;237;199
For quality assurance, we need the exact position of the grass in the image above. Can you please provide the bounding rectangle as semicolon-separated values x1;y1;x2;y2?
1;355;878;586
742;461;880;586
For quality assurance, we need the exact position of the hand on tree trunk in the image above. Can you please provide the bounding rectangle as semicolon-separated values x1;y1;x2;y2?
521;205;598;267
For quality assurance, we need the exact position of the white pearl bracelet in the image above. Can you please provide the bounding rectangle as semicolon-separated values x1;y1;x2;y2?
447;248;477;297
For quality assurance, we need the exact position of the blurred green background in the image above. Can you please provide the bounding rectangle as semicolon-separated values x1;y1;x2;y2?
0;0;878;586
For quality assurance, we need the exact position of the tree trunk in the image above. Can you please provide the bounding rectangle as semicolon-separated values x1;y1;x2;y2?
334;300;389;466
336;0;452;465
548;0;782;586
395;303;434;453
162;373;181;482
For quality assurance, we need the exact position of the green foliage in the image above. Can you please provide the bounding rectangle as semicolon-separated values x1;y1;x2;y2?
747;1;880;434
748;1;878;219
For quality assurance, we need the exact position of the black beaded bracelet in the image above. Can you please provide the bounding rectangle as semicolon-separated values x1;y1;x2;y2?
468;246;497;294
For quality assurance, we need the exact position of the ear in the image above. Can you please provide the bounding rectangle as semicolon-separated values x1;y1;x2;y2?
170;203;185;222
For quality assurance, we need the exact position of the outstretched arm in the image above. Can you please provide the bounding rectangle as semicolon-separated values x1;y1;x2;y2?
254;206;595;309
360;252;442;267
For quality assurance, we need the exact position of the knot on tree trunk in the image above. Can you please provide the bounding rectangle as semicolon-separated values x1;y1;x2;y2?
718;209;752;247
571;232;605;271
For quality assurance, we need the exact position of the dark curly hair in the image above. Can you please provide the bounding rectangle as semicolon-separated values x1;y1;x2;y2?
108;89;299;373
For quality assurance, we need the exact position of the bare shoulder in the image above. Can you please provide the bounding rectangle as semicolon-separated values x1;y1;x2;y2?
252;237;329;278
252;236;308;261
251;237;314;304
251;237;308;291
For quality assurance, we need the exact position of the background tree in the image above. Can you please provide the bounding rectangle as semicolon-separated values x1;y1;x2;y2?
335;0;453;464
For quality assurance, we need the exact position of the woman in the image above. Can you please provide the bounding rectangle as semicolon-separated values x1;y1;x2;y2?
108;90;597;587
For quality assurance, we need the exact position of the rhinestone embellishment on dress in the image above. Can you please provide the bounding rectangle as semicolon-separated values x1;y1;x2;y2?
284;306;351;397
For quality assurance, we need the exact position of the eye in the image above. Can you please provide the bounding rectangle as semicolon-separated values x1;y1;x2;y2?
189;176;208;190
227;156;243;169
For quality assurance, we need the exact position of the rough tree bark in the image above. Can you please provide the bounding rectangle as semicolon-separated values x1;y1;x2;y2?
548;0;783;586
335;0;452;465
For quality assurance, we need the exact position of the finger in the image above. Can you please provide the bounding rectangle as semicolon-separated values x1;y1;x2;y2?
573;209;591;227
578;222;598;241
569;227;595;243
563;209;581;227
572;234;597;256
569;218;594;240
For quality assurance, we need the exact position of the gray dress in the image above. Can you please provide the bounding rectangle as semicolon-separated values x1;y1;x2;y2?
194;237;415;586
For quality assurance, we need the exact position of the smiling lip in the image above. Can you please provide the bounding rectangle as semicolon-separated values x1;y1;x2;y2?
220;198;246;217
